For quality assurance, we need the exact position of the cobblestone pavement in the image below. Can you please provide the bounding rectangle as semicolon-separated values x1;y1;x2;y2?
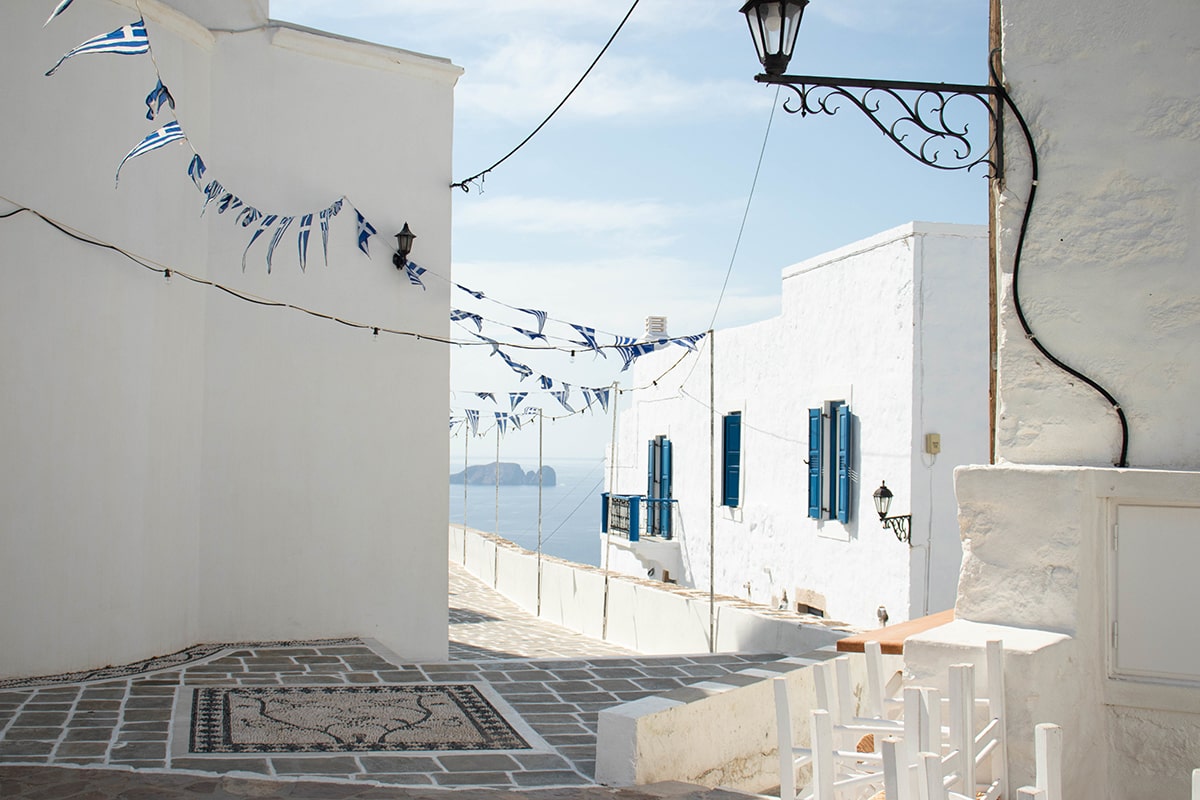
0;562;802;797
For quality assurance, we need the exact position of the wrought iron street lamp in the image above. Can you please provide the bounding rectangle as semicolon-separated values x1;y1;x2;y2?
873;481;912;545
739;0;1010;176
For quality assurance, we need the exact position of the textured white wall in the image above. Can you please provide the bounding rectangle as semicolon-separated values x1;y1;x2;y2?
994;0;1200;469
0;0;458;677
606;223;988;629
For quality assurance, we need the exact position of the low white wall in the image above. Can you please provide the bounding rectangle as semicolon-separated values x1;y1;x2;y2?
596;651;904;790
450;526;853;657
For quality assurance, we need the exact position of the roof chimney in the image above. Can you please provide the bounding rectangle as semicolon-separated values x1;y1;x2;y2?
645;315;668;339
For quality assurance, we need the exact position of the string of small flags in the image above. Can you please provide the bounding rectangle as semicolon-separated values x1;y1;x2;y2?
39;3;418;279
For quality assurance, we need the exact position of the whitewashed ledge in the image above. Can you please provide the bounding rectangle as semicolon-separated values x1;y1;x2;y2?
449;525;857;657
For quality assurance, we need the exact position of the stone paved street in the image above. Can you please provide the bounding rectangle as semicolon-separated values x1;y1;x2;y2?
0;562;799;798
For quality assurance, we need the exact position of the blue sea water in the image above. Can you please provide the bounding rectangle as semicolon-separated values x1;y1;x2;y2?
448;457;607;567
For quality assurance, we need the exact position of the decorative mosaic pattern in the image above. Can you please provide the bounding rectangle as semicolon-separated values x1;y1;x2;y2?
0;638;363;690
189;684;531;754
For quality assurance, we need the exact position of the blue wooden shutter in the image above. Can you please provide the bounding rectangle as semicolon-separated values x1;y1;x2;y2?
661;439;673;537
647;438;656;498
808;408;822;518
836;404;852;523
722;413;741;507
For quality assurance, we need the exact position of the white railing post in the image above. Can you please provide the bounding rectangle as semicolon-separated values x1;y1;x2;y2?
986;640;1009;798
773;677;796;800
810;708;835;800
1035;723;1063;800
948;663;975;796
865;641;886;719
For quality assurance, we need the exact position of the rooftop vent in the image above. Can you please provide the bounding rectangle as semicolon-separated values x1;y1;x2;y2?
645;315;668;338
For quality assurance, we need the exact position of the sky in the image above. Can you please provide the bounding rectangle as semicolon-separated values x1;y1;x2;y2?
271;0;992;462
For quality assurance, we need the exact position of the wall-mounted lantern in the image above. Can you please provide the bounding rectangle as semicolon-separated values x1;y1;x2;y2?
393;222;416;270
873;481;912;545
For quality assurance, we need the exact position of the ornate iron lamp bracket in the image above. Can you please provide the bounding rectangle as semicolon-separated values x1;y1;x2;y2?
882;514;912;546
756;74;1003;177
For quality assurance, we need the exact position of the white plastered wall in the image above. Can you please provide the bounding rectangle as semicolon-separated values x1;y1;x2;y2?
606;223;988;629
0;0;459;677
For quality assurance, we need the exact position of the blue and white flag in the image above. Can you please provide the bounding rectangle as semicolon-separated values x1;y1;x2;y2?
465;409;480;437
355;210;376;256
497;349;533;380
616;341;663;372
237;206;262;229
475;392;496;403
581;387;596;413
512;326;547;343
242;214;278;271
405;262;426;289
200;180;224;215
456;284;485;300
613;335;639;347
217;194;243;215
472;333;501;356
674;333;707;351
297;214;313;271
47;19;150;76
495;412;508;436
114;121;185;185
187;154;206;189
44;0;75;26
539;375;553;390
592;386;611;412
517;308;548;335
265;216;294;273
450;309;484;332
510;392;528;412
552;387;574;413
144;79;175;121
569;324;606;357
318;200;342;266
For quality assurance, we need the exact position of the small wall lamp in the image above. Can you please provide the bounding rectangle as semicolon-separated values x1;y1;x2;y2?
393;222;416;270
873;481;912;546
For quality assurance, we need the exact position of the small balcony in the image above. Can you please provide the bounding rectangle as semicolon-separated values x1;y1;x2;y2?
600;493;676;542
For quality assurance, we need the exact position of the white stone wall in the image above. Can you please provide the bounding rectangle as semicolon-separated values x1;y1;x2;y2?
605;223;989;629
994;0;1200;469
0;0;459;677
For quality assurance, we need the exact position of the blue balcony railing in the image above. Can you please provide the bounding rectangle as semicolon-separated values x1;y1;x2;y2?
601;493;676;541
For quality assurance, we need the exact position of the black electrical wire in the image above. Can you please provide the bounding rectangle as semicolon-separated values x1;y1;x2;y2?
991;53;1129;467
451;0;641;192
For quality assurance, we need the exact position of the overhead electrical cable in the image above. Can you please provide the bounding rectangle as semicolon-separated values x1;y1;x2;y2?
451;0;641;192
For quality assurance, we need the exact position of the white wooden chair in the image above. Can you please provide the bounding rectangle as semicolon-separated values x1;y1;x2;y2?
895;722;1060;800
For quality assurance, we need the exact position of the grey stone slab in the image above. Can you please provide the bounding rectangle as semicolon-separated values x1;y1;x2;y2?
170;757;272;774
0;740;55;756
0;693;31;704
294;656;342;664
660;686;719;703
62;727;114;742
288;781;366;799
513;771;591;787
513;752;573;770
635;666;689;678
281;675;344;685
316;647;376;656
110;741;168;760
254;649;319;657
52;743;109;762
422;663;482;673
21;702;72;711
2;727;60;741
74;700;122;711
431;771;516;787
107;759;165;769
271;756;361;774
705;673;762;688
510;702;581;714
355;773;436;785
357;755;442;773
587;668;644;679
11;712;68;727
127;685;177;695
376;672;429;683
345;673;381;684
115;731;168;742
437;753;521;771
120;720;170;732
124;696;175;709
541;733;595;747
519;713;582;725
121;709;172;722
79;689;125;700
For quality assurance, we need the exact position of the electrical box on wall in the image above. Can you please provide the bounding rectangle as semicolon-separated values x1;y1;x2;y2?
925;433;941;454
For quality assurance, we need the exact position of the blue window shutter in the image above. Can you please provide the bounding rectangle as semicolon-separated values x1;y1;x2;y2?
601;492;610;533
661;439;673;537
836;404;852;523
808;408;822;518
647;438;656;498
722;413;741;507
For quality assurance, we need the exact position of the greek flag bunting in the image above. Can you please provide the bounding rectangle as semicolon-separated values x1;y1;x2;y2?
187;155;206;189
497;349;533;380
297;214;313;271
552;388;574;413
200;180;225;215
475;392;496;403
616;342;660;372
510;392;528;412
405;262;426;289
465;409;480;436
242;214;278;271
539;375;553;390
217;194;243;215
569;324;606;357
512;326;547;342
237;206;262;229
144;79;175;121
46;19;150;76
675;333;706;351
265;216;294;274
592;386;611;412
44;0;75;26
456;284;485;300
319;200;342;266
450;310;484;332
495;413;508;436
355;211;377;256
114;122;185;185
517;308;548;334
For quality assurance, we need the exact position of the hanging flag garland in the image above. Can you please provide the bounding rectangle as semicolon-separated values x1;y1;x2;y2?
43;0;75;26
114;121;185;186
45;19;149;76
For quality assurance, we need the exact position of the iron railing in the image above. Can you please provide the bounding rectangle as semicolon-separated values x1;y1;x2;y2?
601;493;676;541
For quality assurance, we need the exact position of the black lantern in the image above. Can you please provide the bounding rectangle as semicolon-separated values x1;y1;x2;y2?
739;0;808;76
393;222;416;270
872;481;893;520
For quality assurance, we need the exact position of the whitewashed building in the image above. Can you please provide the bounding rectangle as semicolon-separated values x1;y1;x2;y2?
603;222;989;630
899;0;1200;797
0;0;460;677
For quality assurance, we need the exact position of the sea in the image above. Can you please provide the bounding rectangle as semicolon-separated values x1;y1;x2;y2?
448;457;607;567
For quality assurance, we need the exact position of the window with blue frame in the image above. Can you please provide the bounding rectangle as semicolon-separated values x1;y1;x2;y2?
808;402;852;523
722;412;742;507
647;435;673;538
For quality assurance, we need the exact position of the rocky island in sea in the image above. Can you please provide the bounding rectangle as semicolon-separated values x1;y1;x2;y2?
450;462;556;487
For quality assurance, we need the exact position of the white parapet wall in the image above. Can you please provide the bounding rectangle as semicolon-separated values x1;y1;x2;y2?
450;526;856;657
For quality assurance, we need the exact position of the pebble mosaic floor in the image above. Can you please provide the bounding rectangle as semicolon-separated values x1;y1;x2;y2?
0;562;811;791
